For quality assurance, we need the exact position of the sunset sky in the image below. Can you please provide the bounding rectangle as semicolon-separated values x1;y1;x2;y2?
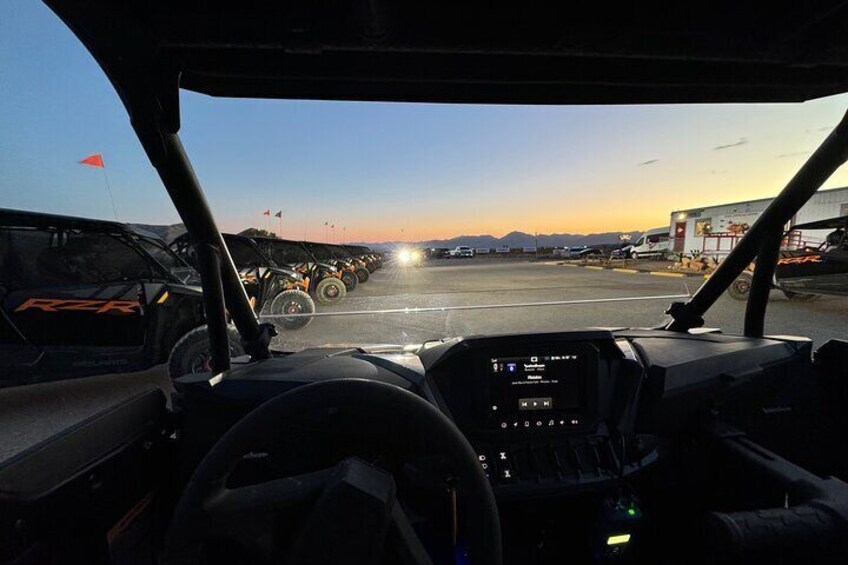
4;1;848;243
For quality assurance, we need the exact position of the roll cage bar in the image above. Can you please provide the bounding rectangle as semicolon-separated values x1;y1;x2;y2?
43;1;848;372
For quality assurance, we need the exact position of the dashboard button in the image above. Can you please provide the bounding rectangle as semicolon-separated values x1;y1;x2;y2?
498;465;516;483
553;445;575;476
495;448;516;482
513;448;537;481
588;444;603;474
518;397;554;411
533;446;558;478
556;445;584;479
476;451;492;480
573;444;595;474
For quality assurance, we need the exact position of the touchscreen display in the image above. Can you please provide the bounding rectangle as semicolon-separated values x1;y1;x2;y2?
488;354;585;419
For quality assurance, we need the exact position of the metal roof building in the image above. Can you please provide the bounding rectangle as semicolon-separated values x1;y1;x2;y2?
668;186;848;257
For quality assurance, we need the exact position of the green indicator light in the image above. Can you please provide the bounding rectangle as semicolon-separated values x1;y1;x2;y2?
607;533;631;546
627;508;636;516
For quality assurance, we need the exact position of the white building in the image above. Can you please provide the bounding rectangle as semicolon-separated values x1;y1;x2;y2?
668;186;848;257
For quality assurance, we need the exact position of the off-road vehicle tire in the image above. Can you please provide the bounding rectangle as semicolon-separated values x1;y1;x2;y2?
269;289;315;330
168;325;245;379
340;270;358;291
314;276;347;305
727;272;753;301
355;267;370;283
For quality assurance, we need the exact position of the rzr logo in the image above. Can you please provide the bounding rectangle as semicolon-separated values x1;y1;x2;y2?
14;298;141;315
777;255;823;265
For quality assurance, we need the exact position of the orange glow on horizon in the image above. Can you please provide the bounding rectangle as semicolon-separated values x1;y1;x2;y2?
221;159;848;243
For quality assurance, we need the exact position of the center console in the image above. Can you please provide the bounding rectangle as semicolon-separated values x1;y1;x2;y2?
420;331;653;498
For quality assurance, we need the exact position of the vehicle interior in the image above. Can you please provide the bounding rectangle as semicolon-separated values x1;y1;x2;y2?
4;2;848;564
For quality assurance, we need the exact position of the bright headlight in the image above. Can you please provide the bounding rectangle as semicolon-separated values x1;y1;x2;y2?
398;249;413;263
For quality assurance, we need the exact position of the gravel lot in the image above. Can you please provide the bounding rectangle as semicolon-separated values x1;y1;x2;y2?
268;258;848;350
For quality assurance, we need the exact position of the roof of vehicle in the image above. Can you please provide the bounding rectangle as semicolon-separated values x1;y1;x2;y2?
644;226;671;234
0;207;137;235
253;237;314;253
792;214;848;231
45;1;848;109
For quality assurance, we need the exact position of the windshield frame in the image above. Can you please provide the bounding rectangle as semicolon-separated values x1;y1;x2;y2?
43;0;848;367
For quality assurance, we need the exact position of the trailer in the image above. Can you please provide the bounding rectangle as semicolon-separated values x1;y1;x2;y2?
669;186;848;257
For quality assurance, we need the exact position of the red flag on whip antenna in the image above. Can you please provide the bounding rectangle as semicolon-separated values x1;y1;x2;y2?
78;153;118;220
79;153;105;168
263;209;271;216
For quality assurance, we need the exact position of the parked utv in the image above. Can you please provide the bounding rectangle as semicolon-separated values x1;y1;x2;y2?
170;232;315;329
728;215;848;301
344;244;382;271
253;237;348;305
0;208;243;385
325;243;372;283
303;241;370;291
299;241;362;290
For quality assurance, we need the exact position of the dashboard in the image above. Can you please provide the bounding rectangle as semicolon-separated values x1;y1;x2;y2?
0;326;824;565
175;328;812;501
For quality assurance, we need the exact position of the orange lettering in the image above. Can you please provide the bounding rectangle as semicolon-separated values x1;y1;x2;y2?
13;298;140;315
14;298;64;312
778;255;823;266
96;300;140;314
61;300;104;312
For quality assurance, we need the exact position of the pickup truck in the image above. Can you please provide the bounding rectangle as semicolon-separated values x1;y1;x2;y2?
449;246;474;258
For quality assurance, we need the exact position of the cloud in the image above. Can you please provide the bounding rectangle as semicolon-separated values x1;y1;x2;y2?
637;159;659;166
776;151;810;159
713;138;748;150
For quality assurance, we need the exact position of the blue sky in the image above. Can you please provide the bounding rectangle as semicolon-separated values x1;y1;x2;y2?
4;1;848;242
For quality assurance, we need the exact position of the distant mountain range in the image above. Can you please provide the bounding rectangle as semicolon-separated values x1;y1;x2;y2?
355;230;642;251
130;223;640;250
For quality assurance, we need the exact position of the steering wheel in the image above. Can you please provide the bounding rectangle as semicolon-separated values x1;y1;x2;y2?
164;378;502;564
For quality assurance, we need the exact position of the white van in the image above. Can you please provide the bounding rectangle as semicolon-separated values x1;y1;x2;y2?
629;226;671;259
